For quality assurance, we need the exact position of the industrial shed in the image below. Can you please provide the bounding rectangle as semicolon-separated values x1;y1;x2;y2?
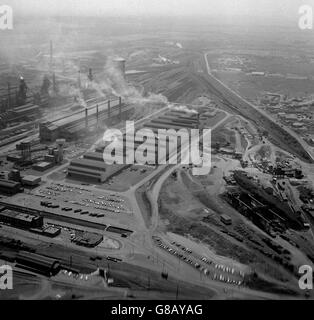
16;252;60;276
83;152;105;162
67;158;127;183
32;161;54;172
0;209;43;229
72;232;103;248
21;175;41;186
0;179;23;195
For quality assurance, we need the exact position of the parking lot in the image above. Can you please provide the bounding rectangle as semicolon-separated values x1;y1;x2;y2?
33;182;132;217
3;192;135;239
153;237;245;287
100;165;156;192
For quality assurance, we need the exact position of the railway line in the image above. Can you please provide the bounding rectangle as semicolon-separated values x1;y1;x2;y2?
202;52;314;163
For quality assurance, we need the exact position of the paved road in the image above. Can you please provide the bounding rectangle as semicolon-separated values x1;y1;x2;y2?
120;108;231;234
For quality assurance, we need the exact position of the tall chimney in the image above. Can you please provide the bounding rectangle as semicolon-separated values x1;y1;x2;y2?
52;73;58;94
85;108;88;129
7;82;11;110
88;68;93;82
108;100;111;119
50;40;53;72
119;97;122;120
78;71;81;89
96;104;99;128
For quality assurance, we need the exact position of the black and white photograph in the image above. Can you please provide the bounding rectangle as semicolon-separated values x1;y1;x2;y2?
0;0;313;308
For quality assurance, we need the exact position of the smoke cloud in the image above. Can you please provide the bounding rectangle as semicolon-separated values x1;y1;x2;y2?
170;104;198;114
46;56;169;117
91;57;168;106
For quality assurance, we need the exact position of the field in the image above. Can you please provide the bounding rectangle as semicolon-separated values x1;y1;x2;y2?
157;158;313;296
213;71;314;101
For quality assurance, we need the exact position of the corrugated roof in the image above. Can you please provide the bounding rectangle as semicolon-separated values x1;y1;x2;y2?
68;166;103;176
0;179;20;188
22;175;41;182
70;158;109;171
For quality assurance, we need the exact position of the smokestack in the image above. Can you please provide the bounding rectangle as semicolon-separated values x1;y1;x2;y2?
78;70;81;89
85;108;88;129
88;68;93;82
7;82;11;110
119;97;122;119
50;40;53;72
18;77;28;106
96;104;99;127
52;73;58;94
108;100;111;119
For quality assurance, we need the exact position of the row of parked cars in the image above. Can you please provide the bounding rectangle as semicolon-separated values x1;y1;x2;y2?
41;201;60;209
48;183;90;193
156;239;199;266
171;241;193;254
40;201;105;218
40;184;129;215
81;198;126;214
213;273;242;285
172;240;245;279
154;238;244;286
61;270;90;281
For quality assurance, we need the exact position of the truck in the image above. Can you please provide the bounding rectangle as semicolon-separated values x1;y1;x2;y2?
221;214;232;225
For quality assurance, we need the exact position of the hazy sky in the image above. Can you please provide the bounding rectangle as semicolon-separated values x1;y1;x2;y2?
6;0;314;20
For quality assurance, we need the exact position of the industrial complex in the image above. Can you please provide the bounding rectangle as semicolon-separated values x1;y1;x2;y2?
1;8;314;303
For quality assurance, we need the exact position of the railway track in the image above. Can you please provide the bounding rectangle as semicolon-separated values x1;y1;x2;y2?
201;54;313;163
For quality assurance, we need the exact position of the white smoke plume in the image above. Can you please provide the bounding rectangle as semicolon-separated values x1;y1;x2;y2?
58;83;87;108
92;57;168;106
176;43;183;49
170;104;198;114
53;56;168;117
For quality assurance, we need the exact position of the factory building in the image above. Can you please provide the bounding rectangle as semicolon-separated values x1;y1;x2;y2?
21;175;41;187
91;108;204;166
83;152;105;162
39;123;59;142
39;98;133;142
96;134;160;164
32;161;54;172
67;158;127;183
0;209;43;229
44;141;65;164
0;103;40;125
11;103;40;120
72;232;103;248
0;179;23;195
30;225;61;238
67;107;201;181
